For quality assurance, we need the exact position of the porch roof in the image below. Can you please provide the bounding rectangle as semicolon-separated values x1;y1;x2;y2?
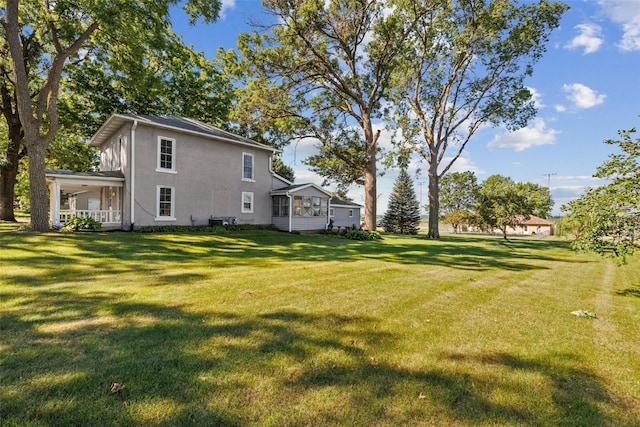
46;169;124;192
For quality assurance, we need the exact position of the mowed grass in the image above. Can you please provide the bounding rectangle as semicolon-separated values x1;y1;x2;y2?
1;227;639;426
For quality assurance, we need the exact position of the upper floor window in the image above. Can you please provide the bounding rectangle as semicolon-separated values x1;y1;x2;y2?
243;152;254;181
157;137;176;173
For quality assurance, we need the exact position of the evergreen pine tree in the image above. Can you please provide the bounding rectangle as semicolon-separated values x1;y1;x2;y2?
382;168;421;234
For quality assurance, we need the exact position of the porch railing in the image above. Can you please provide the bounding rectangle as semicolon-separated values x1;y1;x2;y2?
60;210;122;224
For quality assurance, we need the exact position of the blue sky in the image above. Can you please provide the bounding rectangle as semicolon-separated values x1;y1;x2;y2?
171;0;640;216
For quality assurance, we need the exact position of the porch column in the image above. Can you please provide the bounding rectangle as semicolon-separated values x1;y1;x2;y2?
49;179;61;228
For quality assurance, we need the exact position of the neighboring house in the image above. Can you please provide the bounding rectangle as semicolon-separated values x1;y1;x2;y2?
328;198;362;230
463;214;554;236
504;215;554;236
45;115;336;232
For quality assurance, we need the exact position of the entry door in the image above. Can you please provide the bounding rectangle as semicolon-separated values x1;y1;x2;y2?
88;198;100;211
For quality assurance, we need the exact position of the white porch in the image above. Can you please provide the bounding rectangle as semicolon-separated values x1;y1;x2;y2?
46;170;125;229
59;209;122;225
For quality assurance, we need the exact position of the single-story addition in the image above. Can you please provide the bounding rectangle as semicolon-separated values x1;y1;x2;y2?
45;114;349;232
328;198;362;230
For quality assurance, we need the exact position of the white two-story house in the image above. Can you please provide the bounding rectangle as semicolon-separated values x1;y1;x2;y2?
46;115;361;232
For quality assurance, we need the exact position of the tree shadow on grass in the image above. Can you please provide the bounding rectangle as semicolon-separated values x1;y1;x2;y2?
441;351;633;426
1;232;589;289
616;286;640;298
1;288;636;426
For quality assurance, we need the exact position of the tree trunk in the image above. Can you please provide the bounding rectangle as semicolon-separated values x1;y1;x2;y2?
0;124;26;222
363;143;377;231
427;162;440;239
0;164;19;222
25;140;50;231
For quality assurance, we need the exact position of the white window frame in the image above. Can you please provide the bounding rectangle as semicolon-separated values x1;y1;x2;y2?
329;208;335;217
156;186;176;221
242;191;254;213
242;152;254;181
157;136;177;173
272;196;289;217
349;209;354;218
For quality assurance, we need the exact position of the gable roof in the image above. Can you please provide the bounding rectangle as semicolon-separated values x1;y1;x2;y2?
271;183;332;197
518;215;554;226
330;198;363;208
89;114;276;153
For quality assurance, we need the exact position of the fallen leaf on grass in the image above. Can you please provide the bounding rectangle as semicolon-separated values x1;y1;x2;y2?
110;382;124;393
571;310;597;319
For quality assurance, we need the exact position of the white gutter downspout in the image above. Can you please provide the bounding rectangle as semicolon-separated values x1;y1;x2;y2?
130;120;138;230
327;196;333;230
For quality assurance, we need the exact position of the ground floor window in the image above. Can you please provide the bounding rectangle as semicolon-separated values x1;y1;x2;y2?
293;196;327;217
272;196;289;217
156;186;175;220
242;192;254;213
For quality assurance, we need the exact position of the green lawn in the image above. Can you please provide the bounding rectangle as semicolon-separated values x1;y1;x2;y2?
1;227;639;426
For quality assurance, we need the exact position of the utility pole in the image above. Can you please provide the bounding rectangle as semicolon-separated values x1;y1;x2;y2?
542;172;557;188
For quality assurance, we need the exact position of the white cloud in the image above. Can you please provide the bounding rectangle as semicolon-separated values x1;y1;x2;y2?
486;118;559;152
555;104;567;113
562;83;607;109
219;0;236;19
374;125;397;152
598;0;640;51
565;23;604;54
547;175;610;214
440;155;484;176
527;86;545;109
